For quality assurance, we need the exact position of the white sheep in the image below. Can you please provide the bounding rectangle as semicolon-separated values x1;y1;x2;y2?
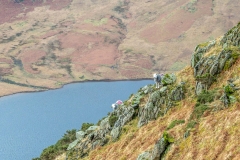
153;73;163;88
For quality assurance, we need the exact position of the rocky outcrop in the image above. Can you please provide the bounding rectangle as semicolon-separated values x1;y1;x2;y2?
138;74;185;127
37;22;240;160
220;22;240;47
66;85;152;158
137;132;174;160
220;78;240;106
191;23;240;95
65;80;183;157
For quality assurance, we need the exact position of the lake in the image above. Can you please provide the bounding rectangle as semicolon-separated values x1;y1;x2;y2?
0;80;153;160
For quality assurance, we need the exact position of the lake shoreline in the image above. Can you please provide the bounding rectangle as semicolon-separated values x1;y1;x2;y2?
0;78;153;99
0;80;154;160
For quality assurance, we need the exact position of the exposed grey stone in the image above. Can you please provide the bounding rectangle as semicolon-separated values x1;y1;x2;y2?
192;23;240;95
184;130;190;138
110;126;121;140
142;85;152;94
159;86;167;93
67;139;80;151
195;81;205;95
151;137;168;160
76;131;85;140
100;117;111;132
209;62;219;76
136;133;173;160
85;126;99;134
138;90;161;127
170;83;185;101
92;140;101;150
138;82;185;127
137;151;151;160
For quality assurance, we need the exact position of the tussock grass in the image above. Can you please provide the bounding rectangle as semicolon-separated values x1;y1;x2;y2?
86;99;195;160
83;47;240;160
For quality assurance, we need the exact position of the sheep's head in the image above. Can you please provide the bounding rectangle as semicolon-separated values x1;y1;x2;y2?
153;73;157;78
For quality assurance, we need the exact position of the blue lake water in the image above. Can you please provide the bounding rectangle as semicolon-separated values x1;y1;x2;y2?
0;80;153;160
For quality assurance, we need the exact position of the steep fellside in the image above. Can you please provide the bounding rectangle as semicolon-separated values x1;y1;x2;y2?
1;0;240;97
35;22;240;160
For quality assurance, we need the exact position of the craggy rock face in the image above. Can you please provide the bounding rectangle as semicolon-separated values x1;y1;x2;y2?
138;74;185;127
1;0;240;97
191;23;240;95
47;23;240;160
63;74;186;158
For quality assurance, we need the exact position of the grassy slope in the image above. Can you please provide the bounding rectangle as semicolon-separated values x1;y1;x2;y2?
51;52;240;160
1;0;240;97
82;66;240;160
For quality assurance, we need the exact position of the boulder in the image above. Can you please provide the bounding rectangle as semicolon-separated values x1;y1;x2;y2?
170;83;185;101
136;151;151;160
76;131;85;140
136;132;174;160
142;85;153;94
67;139;80;151
151;137;168;160
110;126;121;140
85;126;99;134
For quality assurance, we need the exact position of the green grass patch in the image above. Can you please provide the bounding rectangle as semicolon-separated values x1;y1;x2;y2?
186;120;197;130
163;131;174;143
190;104;209;120
224;84;235;96
197;90;216;104
198;41;209;48
80;123;94;132
109;113;118;127
167;119;185;130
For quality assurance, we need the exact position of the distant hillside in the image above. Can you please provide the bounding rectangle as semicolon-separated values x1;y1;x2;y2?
0;0;240;97
34;22;240;160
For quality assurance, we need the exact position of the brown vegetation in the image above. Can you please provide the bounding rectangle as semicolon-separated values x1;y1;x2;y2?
0;0;240;97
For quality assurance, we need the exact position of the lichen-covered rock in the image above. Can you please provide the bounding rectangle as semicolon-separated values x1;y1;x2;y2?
99;117;111;132
109;106;135;140
136;132;174;160
76;131;85;140
161;73;177;86
192;23;240;95
142;85;153;94
151;137;168;160
138;80;185;127
67;139;80;151
220;22;240;47
191;40;216;67
138;90;161;127
131;92;143;108
170;83;185;101
110;126;121;140
85;126;99;134
136;151;151;160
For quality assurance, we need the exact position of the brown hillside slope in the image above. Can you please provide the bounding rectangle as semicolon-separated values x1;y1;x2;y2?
0;0;240;97
85;67;240;160
36;22;240;160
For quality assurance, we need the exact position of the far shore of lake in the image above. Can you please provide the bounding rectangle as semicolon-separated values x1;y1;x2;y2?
0;78;153;99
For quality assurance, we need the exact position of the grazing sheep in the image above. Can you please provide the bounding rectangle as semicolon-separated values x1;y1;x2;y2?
111;103;118;110
153;73;163;88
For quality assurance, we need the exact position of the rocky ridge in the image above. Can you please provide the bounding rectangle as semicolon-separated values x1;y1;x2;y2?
1;0;240;97
36;22;240;160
